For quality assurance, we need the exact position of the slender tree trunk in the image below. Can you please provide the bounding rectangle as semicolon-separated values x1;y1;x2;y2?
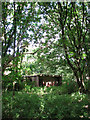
13;2;16;96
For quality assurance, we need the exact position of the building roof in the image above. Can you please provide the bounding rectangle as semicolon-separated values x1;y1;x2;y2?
22;74;62;78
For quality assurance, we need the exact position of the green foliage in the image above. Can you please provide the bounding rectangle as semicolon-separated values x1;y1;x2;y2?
70;92;90;118
2;69;23;91
2;92;13;118
2;54;25;91
12;93;41;119
65;81;79;94
2;2;38;73
2;2;89;94
23;81;78;95
2;92;41;119
2;90;90;120
42;94;71;119
2;2;90;119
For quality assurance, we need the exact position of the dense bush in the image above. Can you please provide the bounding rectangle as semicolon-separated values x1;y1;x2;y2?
2;92;13;118
65;81;79;94
12;93;41;119
40;92;90;119
2;92;41;119
2;90;90;120
42;94;71;119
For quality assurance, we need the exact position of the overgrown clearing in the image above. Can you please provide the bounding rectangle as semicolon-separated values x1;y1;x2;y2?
1;2;90;120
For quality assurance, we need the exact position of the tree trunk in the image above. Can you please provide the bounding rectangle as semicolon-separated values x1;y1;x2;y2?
75;72;86;93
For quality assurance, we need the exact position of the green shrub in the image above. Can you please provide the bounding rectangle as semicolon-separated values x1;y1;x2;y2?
2;91;90;120
41;94;71;119
22;81;78;95
12;93;41;119
66;81;79;94
2;92;41;119
70;92;90;118
2;92;13;118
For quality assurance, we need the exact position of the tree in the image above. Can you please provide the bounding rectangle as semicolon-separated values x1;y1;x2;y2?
57;2;89;93
2;2;39;74
2;2;40;93
30;2;89;92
